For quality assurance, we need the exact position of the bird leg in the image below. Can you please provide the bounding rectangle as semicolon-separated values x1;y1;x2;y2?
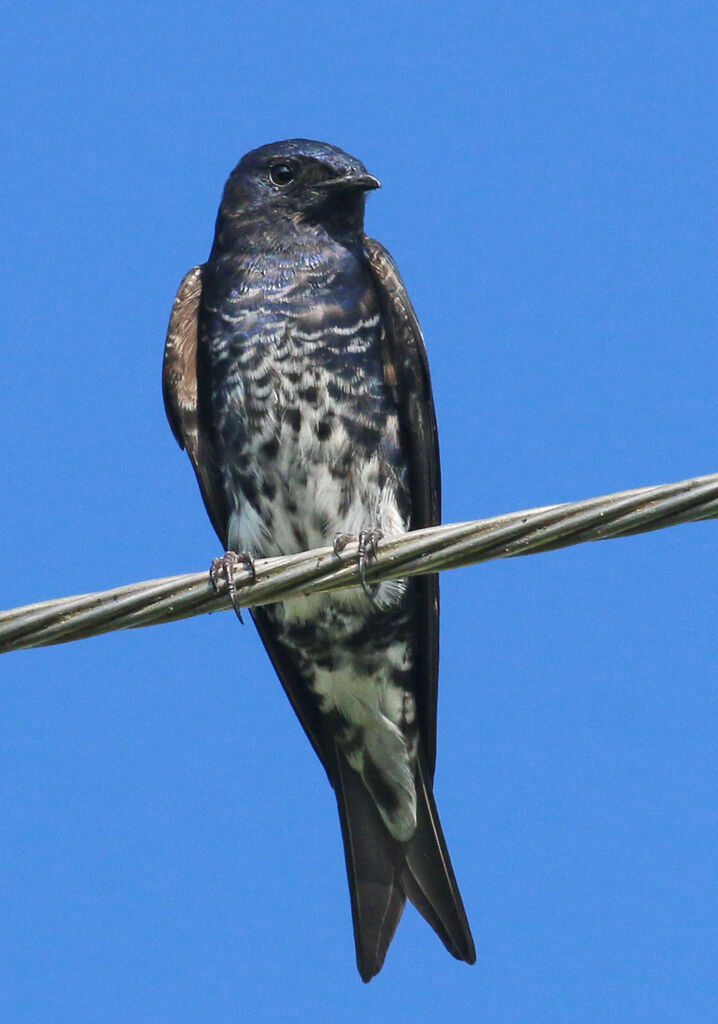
210;550;256;624
333;529;383;600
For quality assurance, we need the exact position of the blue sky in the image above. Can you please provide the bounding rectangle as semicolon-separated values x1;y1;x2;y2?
2;3;717;1021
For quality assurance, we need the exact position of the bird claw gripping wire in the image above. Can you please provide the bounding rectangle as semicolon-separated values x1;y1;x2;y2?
210;550;257;624
333;529;383;600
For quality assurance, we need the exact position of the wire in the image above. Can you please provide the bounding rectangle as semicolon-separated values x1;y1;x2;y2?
1;471;717;654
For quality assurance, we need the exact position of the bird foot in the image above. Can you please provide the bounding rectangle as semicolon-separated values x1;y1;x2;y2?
333;530;383;600
210;550;257;624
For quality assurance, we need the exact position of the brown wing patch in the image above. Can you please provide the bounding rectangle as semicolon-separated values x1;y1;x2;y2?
163;265;203;458
163;265;229;544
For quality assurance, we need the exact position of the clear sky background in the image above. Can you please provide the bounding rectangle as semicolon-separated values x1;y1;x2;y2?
2;3;717;1022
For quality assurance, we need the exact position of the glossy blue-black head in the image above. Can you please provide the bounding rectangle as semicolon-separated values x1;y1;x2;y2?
217;139;380;239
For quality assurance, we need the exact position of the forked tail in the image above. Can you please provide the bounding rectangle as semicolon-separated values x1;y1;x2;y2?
334;747;475;981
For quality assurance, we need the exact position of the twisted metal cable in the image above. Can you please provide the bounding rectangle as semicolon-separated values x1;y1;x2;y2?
1;471;717;655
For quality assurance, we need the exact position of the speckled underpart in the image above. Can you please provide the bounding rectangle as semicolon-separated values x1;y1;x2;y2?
267;595;419;840
200;223;419;839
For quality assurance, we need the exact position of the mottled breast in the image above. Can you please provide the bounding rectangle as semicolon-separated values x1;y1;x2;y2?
199;238;411;566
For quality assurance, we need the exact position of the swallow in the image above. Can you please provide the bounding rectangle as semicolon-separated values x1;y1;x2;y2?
163;139;475;980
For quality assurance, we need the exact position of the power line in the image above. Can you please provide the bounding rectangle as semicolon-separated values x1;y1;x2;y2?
2;471;717;655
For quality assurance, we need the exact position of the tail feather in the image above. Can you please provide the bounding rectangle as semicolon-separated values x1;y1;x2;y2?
334;750;406;981
401;757;476;964
334;744;475;980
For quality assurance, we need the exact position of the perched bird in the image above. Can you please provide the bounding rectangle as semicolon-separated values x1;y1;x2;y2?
163;139;475;980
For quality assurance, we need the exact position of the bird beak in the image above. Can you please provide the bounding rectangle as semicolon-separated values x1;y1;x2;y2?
317;172;382;192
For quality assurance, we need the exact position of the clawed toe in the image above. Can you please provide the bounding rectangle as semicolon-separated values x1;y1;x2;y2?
210;550;256;624
333;533;352;558
333;530;383;600
358;529;382;561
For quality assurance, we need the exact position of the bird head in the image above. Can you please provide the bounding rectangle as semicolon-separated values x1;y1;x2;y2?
216;139;381;243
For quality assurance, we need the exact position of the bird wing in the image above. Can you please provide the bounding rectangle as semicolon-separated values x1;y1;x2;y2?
162;265;230;544
164;266;335;776
363;236;442;778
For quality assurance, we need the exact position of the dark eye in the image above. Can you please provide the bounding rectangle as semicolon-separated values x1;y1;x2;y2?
268;163;295;187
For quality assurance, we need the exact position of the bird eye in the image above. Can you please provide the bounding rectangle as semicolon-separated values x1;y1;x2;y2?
268;163;295;187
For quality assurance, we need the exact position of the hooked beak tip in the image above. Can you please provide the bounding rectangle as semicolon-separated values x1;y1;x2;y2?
359;174;382;191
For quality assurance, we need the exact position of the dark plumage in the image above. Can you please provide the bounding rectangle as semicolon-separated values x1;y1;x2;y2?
163;139;475;980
